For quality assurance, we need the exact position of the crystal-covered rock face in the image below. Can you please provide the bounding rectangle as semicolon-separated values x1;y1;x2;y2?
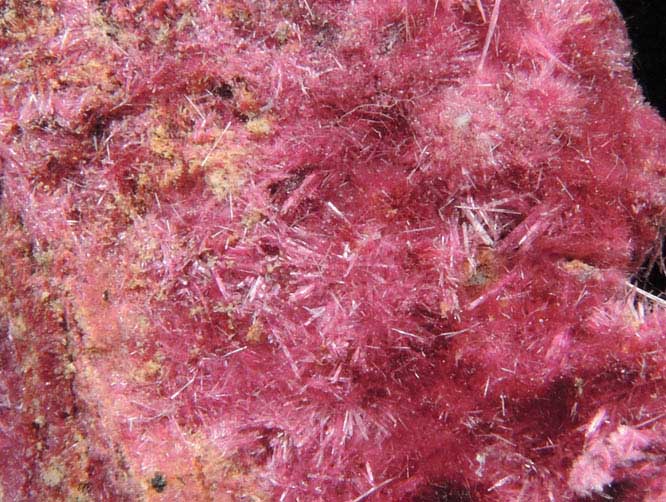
2;1;666;500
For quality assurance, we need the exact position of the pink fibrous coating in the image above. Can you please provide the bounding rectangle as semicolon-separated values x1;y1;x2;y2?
2;1;666;501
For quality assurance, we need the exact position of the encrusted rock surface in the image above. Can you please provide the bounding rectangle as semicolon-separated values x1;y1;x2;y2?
2;1;666;500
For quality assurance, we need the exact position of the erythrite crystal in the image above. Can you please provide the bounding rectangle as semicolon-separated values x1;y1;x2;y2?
2;1;666;501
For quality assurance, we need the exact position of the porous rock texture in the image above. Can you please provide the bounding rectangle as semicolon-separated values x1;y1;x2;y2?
2;1;666;501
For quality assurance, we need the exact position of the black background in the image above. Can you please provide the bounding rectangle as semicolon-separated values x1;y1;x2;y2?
614;0;666;117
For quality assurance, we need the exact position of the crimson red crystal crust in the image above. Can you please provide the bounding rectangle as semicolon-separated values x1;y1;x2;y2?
2;0;666;500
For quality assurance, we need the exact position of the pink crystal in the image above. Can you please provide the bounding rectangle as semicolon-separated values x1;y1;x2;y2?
2;1;666;500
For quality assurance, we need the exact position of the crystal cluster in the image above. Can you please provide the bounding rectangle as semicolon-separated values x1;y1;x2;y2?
2;1;666;500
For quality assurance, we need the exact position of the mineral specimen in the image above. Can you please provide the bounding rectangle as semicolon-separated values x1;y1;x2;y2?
2;1;666;500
